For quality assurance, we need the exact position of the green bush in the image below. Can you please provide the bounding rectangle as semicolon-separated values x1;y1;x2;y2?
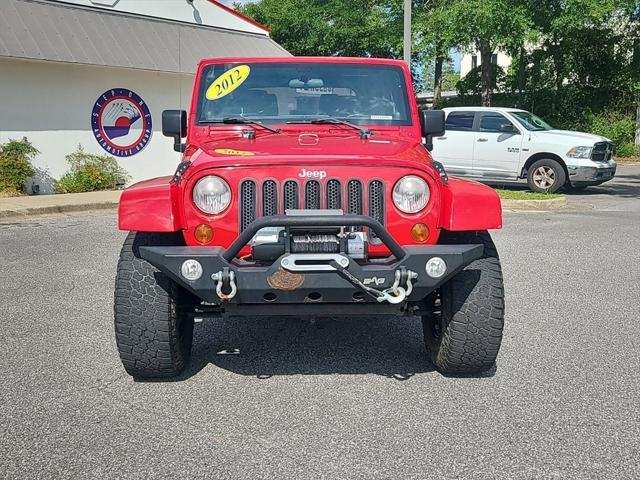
56;146;130;193
0;138;38;194
587;111;637;157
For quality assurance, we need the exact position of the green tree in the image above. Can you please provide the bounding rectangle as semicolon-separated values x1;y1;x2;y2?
239;0;403;58
239;0;437;87
413;0;466;104
442;0;531;106
518;0;639;128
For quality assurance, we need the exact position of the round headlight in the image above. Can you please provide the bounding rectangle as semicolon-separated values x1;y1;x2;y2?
393;175;430;213
193;176;231;214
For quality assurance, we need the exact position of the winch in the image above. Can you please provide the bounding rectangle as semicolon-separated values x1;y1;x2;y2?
250;210;369;262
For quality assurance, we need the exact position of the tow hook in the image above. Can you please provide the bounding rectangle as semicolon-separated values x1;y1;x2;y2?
377;267;418;304
211;267;237;301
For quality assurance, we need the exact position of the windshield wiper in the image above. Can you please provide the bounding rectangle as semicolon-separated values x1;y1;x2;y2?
288;117;372;139
201;117;282;134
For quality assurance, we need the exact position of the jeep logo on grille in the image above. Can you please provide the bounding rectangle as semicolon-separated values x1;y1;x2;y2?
298;168;327;180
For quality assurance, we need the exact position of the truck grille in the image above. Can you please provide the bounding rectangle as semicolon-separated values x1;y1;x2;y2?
240;179;385;232
591;141;614;162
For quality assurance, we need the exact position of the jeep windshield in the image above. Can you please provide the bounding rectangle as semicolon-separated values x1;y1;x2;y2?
511;111;553;131
196;62;412;127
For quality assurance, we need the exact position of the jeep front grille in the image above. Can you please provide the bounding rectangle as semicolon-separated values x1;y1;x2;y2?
305;180;321;209
326;179;342;209
368;180;385;225
347;180;363;215
239;179;385;232
239;180;257;232
262;180;278;217
283;180;299;211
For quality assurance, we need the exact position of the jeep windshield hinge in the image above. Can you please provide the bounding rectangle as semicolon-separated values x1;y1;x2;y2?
172;160;191;185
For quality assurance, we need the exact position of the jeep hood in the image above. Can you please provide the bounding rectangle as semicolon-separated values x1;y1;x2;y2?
190;130;427;169
532;129;611;145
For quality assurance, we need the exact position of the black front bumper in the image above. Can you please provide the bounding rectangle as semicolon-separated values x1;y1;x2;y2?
139;214;483;309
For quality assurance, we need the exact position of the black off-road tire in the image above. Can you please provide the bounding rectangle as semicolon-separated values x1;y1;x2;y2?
114;232;194;379
422;230;504;374
526;158;567;193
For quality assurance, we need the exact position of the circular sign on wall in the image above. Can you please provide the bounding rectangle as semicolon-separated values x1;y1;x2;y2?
91;88;152;157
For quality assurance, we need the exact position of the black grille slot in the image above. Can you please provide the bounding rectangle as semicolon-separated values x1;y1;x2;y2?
592;141;613;162
326;179;342;210
262;180;278;216
239;180;256;232
305;181;321;209
283;180;299;210
368;180;385;225
347;180;363;215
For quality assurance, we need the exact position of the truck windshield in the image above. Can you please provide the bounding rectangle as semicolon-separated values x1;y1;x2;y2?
511;111;553;131
196;63;411;126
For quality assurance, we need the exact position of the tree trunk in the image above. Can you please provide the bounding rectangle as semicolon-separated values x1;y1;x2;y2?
636;100;640;151
550;35;564;117
479;40;493;106
634;37;640;150
433;55;444;106
516;45;526;108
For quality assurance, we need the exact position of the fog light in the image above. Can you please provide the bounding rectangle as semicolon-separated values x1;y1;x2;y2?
181;259;203;281
411;223;429;242
194;224;213;244
425;257;446;278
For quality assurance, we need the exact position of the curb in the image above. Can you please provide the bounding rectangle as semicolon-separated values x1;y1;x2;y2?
0;201;119;219
501;196;567;211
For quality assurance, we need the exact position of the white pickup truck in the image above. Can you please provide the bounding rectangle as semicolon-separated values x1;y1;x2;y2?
432;107;617;192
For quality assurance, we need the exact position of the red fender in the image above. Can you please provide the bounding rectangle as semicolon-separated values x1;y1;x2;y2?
438;177;502;231
118;177;183;232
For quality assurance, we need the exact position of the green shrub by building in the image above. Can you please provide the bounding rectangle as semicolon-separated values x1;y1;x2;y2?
57;146;130;193
0;138;38;195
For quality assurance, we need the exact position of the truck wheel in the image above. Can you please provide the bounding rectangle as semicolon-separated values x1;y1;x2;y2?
526;159;566;193
114;232;194;379
422;230;504;374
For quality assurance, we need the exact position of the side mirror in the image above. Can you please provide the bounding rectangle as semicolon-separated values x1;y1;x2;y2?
162;110;187;152
421;110;446;151
500;123;518;134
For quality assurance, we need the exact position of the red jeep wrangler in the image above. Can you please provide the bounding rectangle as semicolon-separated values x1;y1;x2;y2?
114;57;504;379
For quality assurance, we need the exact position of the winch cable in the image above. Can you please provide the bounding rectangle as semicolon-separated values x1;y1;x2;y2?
330;260;382;300
330;261;417;304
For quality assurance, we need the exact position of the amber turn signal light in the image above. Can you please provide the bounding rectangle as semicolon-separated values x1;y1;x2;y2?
194;224;213;244
411;223;429;243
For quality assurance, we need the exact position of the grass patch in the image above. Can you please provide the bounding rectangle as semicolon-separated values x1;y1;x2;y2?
496;189;563;200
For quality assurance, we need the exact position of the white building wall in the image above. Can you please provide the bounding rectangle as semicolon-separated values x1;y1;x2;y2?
459;51;512;78
58;0;268;34
0;57;193;193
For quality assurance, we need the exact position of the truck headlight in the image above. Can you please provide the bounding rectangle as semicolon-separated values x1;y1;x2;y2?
393;175;430;213
193;176;231;214
566;146;593;158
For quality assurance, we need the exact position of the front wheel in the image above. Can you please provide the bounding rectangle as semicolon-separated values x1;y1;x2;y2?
114;232;194;379
526;158;566;193
422;231;505;374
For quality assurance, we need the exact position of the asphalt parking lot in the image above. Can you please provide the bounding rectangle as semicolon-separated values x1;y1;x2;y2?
1;167;639;479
